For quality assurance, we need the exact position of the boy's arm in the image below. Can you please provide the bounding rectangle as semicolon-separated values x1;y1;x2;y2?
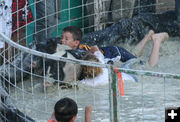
85;106;93;122
90;46;105;63
89;45;99;54
78;45;105;62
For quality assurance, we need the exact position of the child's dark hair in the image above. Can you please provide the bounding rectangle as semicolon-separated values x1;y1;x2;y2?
54;97;78;122
63;26;82;41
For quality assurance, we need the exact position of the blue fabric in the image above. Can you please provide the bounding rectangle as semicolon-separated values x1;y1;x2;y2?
77;44;136;62
100;46;136;62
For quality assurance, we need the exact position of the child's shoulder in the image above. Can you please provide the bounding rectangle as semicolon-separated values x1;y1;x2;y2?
78;44;91;51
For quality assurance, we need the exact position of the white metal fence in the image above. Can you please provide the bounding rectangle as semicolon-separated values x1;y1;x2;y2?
0;0;179;122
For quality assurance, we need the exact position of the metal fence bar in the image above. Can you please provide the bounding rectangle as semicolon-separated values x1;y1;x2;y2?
114;67;180;79
1;32;180;80
112;71;118;122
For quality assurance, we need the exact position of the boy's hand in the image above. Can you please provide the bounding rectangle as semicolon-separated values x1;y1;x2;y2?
89;45;99;54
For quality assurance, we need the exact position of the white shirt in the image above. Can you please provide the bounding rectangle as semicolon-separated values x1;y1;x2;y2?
80;51;137;86
80;51;109;86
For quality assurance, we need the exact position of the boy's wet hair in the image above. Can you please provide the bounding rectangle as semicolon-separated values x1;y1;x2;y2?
54;97;78;122
63;26;82;42
79;53;103;80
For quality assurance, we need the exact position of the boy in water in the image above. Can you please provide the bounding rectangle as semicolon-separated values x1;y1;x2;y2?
61;26;168;67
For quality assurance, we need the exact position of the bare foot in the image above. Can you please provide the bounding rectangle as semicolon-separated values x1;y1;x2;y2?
148;32;169;67
133;30;154;56
143;30;155;43
152;32;169;45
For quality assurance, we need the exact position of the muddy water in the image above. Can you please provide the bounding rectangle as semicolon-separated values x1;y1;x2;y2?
10;37;180;122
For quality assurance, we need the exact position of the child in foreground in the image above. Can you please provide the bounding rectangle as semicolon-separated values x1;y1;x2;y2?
48;97;92;122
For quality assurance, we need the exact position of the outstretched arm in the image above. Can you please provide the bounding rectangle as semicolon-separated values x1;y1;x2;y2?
85;106;93;122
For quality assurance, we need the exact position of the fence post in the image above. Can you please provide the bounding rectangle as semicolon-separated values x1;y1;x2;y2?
112;70;118;122
94;0;104;31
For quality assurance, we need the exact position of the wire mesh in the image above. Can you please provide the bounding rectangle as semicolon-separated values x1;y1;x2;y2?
0;32;112;121
0;0;179;122
113;68;180;122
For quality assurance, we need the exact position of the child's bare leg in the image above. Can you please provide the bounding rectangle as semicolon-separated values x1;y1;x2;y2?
133;30;154;56
148;32;169;67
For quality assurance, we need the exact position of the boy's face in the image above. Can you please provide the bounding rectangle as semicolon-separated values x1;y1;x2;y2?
61;31;80;50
